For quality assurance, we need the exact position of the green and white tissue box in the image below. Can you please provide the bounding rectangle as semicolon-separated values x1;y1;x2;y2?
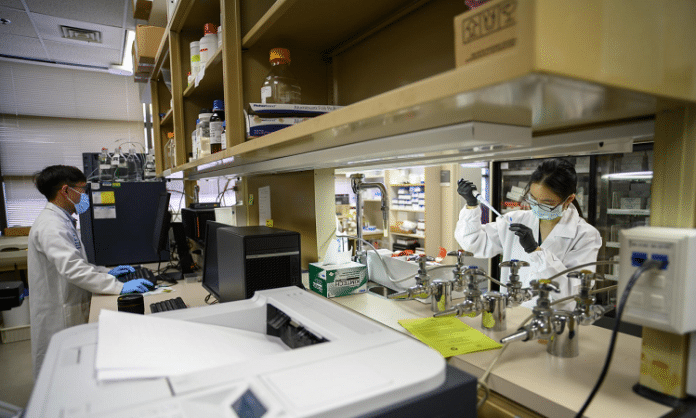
309;261;367;298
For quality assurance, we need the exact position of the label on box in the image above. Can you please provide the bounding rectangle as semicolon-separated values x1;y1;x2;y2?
248;103;343;117
309;262;367;298
454;0;522;67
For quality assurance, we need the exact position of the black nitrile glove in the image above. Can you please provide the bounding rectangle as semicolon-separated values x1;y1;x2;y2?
509;223;538;253
457;179;479;207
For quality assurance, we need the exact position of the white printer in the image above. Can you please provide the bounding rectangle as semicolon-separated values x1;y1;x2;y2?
24;287;477;418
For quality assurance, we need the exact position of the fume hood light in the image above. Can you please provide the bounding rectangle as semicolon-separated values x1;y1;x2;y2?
601;171;653;180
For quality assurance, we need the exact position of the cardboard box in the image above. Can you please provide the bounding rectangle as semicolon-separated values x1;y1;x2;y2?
621;198;643;210
134;25;165;67
3;227;30;236
245;112;309;139
309;261;367;298
454;0;530;68
248;103;343;117
131;0;153;20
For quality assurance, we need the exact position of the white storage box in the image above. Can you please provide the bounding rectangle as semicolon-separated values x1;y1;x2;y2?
1;325;30;343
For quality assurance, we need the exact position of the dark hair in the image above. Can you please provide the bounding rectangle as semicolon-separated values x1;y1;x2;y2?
525;158;583;218
34;165;86;200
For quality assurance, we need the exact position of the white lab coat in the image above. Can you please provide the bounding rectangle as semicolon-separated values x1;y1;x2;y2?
454;204;602;309
28;202;123;377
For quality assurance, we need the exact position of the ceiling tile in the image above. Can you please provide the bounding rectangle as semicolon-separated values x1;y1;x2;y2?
0;33;47;60
0;0;24;10
0;6;38;38
30;12;125;50
23;0;130;28
43;39;122;68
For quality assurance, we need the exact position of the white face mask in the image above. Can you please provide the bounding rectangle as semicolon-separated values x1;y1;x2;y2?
525;195;565;220
530;202;564;220
68;187;90;215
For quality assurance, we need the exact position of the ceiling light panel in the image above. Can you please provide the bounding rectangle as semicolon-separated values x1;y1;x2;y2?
23;0;130;28
30;12;124;49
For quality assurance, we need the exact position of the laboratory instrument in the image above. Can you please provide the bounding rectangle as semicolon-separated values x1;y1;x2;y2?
25;286;477;418
78;182;169;266
350;173;389;260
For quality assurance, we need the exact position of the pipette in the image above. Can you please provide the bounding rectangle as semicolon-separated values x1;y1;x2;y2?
475;193;513;224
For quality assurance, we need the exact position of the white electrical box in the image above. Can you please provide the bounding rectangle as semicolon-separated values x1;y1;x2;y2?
619;227;696;334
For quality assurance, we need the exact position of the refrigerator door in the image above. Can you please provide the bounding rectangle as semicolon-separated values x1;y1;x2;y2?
594;146;653;306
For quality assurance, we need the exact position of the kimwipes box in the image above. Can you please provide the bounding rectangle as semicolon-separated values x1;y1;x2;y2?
309;261;367;298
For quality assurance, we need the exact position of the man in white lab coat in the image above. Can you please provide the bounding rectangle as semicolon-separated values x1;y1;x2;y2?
28;165;152;378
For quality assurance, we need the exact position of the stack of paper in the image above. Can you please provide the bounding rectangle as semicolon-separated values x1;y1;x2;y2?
95;310;289;381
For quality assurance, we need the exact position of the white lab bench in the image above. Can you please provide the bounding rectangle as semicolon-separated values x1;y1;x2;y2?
329;291;673;418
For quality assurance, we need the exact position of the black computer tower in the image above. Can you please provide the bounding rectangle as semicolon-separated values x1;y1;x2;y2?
79;182;169;266
181;207;216;244
216;226;301;302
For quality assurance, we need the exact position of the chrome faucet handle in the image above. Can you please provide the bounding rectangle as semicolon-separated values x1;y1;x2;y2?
530;279;560;293
499;259;531;275
447;250;473;266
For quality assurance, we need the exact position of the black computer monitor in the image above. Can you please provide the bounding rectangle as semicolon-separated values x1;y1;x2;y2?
151;192;171;256
200;221;229;300
151;192;181;283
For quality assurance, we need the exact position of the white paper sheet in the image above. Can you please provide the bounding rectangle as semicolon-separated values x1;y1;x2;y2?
95;310;289;381
259;185;271;226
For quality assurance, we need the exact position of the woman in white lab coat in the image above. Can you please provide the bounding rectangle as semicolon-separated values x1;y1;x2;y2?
28;165;152;378
454;159;602;308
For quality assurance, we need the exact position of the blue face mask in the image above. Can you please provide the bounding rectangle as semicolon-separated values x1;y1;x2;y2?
69;187;90;215
530;202;564;220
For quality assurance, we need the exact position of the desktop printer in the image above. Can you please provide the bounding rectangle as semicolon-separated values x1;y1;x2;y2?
25;287;476;418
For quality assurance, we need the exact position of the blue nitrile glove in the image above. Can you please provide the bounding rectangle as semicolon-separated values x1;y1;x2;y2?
109;265;136;277
120;279;153;294
509;223;539;253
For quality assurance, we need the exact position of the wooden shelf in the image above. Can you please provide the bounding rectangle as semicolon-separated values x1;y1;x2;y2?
160;108;173;126
151;31;170;80
242;0;421;51
391;232;425;239
391;208;424;213
606;209;650;216
183;47;224;99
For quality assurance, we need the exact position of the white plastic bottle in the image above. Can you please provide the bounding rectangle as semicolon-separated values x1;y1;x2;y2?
144;151;156;181
190;41;200;78
199;23;218;71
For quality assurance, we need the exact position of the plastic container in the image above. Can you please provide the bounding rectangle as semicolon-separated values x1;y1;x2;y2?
1;295;29;328
98;147;112;181
143;152;156;180
261;48;301;104
190;41;200;77
110;147;120;179
221;121;227;151
166;132;176;168
210;100;225;154
126;148;141;181
199;23;218;70
197;109;213;158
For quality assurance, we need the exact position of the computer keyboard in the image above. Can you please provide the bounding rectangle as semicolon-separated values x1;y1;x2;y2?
150;297;187;313
116;266;158;290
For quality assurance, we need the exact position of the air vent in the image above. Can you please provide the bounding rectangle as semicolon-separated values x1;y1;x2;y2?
59;25;102;43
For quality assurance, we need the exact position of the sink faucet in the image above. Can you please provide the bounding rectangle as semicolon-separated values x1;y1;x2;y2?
389;255;447;312
500;259;533;306
568;270;614;325
350;174;388;261
434;266;487;317
500;280;560;344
